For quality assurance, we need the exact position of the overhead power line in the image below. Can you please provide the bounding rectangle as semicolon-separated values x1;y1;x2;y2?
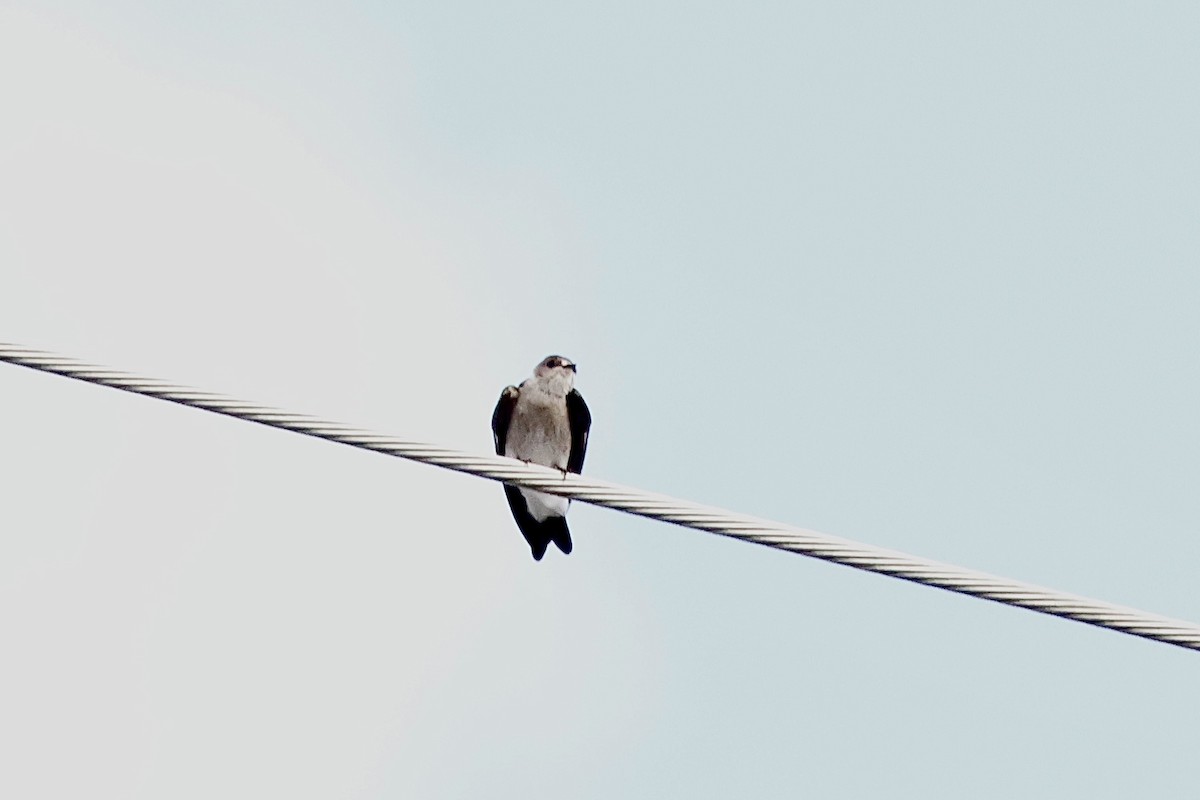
1;342;1198;652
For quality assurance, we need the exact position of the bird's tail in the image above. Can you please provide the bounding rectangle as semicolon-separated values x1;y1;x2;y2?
525;529;551;561
541;516;573;557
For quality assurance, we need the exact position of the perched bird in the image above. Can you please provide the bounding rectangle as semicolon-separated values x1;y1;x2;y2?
491;355;592;560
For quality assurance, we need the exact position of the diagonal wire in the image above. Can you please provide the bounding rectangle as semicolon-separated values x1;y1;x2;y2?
2;342;1198;652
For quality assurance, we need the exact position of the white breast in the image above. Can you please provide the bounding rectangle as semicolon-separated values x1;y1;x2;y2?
505;388;571;469
504;382;572;521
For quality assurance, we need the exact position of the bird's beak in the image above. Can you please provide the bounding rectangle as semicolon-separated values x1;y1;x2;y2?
565;363;577;372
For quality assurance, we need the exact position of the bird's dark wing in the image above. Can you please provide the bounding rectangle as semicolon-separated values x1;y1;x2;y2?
565;389;592;474
491;386;519;456
502;485;569;560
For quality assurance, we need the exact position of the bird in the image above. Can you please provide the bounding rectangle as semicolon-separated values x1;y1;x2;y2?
491;355;592;560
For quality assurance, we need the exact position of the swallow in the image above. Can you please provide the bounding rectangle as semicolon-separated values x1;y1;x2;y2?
491;355;591;559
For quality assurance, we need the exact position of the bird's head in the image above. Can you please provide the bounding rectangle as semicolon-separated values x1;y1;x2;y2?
534;355;577;387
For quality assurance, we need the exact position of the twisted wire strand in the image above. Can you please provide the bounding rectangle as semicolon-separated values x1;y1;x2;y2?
2;343;1197;651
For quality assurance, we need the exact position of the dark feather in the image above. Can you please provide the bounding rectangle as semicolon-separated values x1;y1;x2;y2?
565;389;591;474
502;485;556;560
491;385;519;456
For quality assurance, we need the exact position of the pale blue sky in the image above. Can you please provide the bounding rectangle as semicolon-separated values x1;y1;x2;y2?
2;3;1198;797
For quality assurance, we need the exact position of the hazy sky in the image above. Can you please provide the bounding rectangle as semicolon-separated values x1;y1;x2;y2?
2;3;1199;797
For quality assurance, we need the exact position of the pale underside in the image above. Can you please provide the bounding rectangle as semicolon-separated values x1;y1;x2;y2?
504;384;572;522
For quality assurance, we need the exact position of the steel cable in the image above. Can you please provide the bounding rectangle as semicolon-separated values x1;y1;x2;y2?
2;343;1198;651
